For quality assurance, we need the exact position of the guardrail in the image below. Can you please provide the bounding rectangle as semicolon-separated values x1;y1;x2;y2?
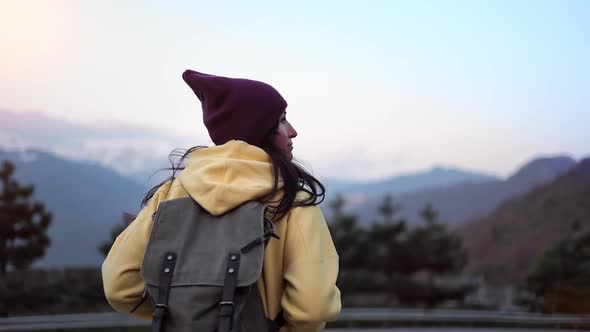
333;308;590;329
0;312;146;331
1;309;589;331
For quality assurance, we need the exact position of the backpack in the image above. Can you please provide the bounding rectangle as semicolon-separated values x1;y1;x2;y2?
139;197;285;332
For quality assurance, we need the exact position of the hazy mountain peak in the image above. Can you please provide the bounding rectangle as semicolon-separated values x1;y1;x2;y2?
430;166;454;173
325;165;500;207
428;165;497;179
3;149;41;163
508;155;576;184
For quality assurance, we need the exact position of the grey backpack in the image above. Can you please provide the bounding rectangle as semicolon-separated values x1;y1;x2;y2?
139;197;284;332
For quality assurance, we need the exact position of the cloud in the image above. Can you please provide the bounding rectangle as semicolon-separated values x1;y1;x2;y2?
296;143;413;181
0;110;207;181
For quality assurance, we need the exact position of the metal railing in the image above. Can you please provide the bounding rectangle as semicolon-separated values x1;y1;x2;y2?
1;308;589;331
334;308;590;328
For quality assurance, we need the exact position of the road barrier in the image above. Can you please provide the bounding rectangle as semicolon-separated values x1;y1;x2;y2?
1;308;589;331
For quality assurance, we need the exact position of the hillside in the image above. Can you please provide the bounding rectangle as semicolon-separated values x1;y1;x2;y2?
457;158;590;284
340;156;576;225
0;149;145;267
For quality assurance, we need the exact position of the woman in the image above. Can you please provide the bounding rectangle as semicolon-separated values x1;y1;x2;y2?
102;70;341;331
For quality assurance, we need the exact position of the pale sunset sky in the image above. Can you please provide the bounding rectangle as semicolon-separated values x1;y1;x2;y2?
1;0;588;180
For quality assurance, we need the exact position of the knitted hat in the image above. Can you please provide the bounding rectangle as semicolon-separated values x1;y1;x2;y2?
182;70;287;146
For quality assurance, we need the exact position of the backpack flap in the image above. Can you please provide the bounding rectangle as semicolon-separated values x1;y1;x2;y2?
140;198;266;287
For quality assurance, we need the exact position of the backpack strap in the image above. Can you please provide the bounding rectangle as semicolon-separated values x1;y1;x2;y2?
218;253;241;332
240;219;279;253
267;310;286;332
275;310;286;327
129;287;148;313
152;252;177;332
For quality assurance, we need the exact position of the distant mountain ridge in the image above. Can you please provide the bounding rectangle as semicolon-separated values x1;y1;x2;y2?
0;147;580;267
336;156;577;225
506;156;577;190
458;157;590;284
0;148;145;267
325;166;498;198
3;148;499;267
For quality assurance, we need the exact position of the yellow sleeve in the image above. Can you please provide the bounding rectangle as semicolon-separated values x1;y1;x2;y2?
281;205;341;331
101;182;172;320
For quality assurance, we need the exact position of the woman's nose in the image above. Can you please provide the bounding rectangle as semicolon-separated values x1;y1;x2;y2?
289;122;298;138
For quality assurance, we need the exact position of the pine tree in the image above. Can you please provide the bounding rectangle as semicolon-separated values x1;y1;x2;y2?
377;194;400;225
367;194;407;273
394;203;469;306
420;203;438;225
0;161;52;275
328;194;366;270
408;203;467;275
525;220;590;313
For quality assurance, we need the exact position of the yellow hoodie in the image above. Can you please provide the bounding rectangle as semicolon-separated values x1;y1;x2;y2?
102;140;341;331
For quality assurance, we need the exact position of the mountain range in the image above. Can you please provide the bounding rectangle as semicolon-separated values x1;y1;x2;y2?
335;156;576;225
0;149;145;267
0;147;582;268
458;157;590;284
324;166;499;198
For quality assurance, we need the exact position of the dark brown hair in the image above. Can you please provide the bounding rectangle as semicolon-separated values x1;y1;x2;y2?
258;123;325;220
140;126;325;221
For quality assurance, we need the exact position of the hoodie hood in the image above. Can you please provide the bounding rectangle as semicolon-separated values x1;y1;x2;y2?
178;140;274;216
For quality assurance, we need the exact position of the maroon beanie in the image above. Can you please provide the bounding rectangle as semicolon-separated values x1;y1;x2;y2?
182;69;288;146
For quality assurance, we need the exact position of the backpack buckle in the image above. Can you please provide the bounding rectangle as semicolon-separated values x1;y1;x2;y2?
218;301;234;318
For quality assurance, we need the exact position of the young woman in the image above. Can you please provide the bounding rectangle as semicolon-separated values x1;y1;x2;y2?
102;70;341;331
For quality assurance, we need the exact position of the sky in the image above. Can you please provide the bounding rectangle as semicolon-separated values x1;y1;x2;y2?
1;0;589;181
